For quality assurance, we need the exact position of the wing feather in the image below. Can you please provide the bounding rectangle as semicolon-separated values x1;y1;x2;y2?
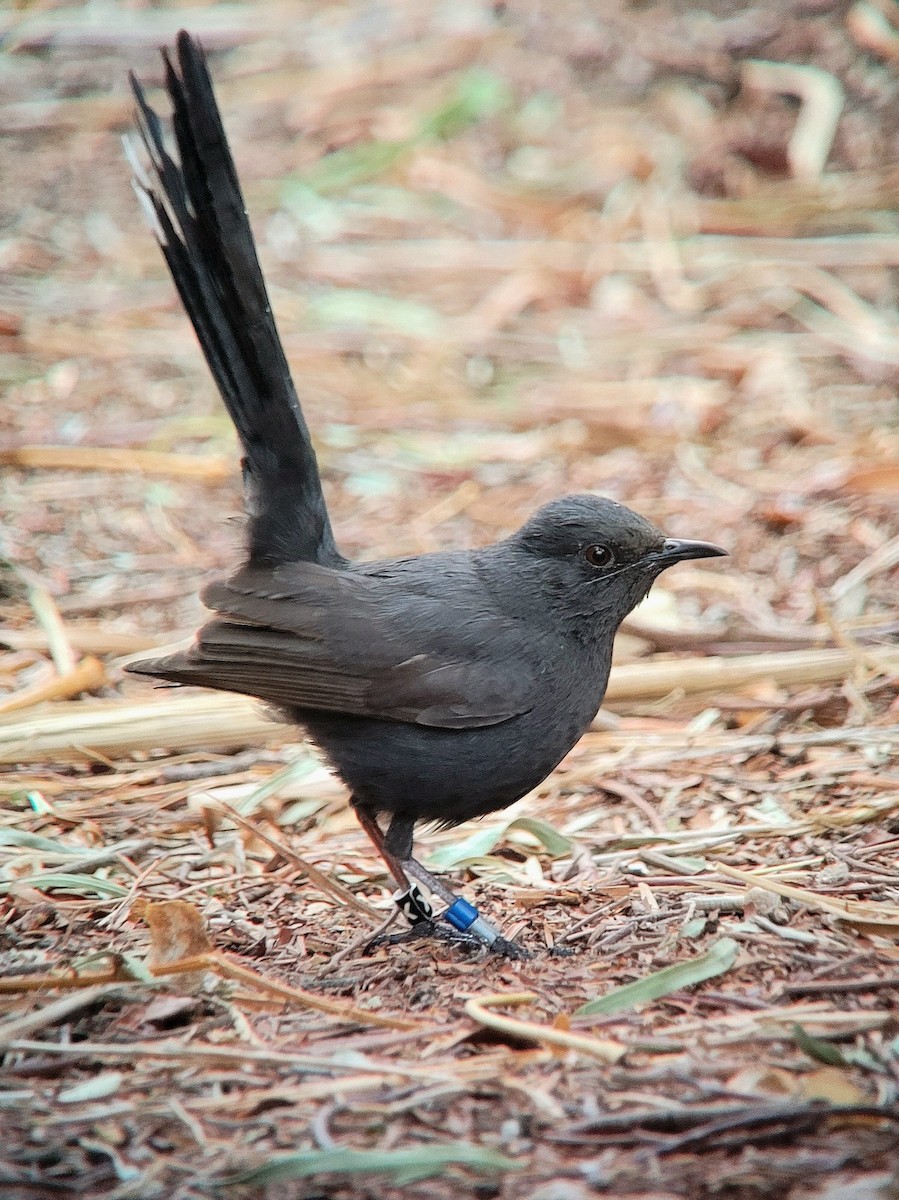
128;561;536;729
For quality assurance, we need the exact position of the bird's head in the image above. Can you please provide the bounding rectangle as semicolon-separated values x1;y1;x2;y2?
504;494;727;634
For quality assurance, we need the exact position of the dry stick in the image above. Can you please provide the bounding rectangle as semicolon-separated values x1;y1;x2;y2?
319;909;402;973
780;976;899;998
213;799;382;919
654;1103;897;1156
717;864;899;926
464;992;626;1063
1;628;166;656
25;582;75;675
4;1038;539;1093
301;236;899;281
830;532;899;604
0;968;140;995
0;985;131;1047
0;655;106;715
152;953;420;1030
847;2;899;61
0;445;230;480
0;692;279;763
0;954;419;1031
58;582;196;615
551;1101;897;1140
0;579;108;713
742;61;844;181
602;645;899;702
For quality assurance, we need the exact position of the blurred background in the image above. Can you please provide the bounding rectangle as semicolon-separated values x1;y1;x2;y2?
2;6;899;1195
2;0;897;656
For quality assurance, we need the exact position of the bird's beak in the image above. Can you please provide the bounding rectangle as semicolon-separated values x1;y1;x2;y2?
654;538;728;565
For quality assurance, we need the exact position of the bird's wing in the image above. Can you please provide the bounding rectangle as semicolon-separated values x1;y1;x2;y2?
127;562;537;729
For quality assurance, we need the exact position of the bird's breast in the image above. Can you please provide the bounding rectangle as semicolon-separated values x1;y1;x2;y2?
299;640;612;825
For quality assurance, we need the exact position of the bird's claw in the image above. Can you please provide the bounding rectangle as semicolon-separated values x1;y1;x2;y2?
363;921;527;958
364;919;475;954
490;935;529;960
391;883;528;957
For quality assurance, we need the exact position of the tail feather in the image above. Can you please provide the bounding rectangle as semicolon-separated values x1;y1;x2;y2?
130;30;343;567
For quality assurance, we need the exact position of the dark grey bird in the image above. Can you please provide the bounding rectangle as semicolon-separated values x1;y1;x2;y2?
127;32;726;952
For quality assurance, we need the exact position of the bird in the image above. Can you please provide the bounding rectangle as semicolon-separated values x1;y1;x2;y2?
126;31;727;953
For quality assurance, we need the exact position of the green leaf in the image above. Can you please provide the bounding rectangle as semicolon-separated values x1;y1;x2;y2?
417;68;511;141
300;69;510;197
429;816;571;869
576;938;739;1016
308;289;443;338
235;753;323;815
216;1144;520;1187
428;823;507;869
507;817;572;857
0;829;73;852
0;872;129;898
679;916;708;939
305;139;412;193
793;1023;850;1067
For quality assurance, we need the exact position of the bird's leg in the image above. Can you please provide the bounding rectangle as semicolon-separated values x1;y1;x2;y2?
351;802;433;923
384;815;506;950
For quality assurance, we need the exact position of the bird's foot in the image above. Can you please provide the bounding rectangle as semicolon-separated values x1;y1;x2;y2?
364;918;484;955
489;935;529;960
364;920;526;957
403;859;506;949
388;873;530;955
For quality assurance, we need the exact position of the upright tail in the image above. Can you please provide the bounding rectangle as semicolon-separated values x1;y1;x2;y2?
129;31;343;568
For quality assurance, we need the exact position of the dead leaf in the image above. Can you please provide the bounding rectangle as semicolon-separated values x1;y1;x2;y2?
727;1065;797;1097
800;1067;865;1105
144;900;213;968
842;465;899;494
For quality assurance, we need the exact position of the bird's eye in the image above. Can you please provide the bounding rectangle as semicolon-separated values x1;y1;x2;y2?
584;544;614;568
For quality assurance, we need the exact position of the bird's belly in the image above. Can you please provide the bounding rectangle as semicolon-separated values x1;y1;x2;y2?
297;674;606;826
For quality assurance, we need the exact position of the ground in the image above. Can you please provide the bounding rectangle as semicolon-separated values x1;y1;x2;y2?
1;2;898;1197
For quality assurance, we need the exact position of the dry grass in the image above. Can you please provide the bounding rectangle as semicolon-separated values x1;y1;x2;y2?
1;2;898;1197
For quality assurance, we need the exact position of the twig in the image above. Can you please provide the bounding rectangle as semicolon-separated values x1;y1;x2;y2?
464;992;626;1063
654;1103;896;1156
3;1036;448;1074
318;909;402;973
0;446;231;480
603;646;899;702
745;62;844;180
213;799;382;919
550;1100;892;1139
0;627;165;656
718;863;899;928
779;975;899;998
4;655;897;764
25;581;75;675
154;952;420;1029
0;952;419;1031
0;655;106;715
0;985;132;1048
848;2;899;61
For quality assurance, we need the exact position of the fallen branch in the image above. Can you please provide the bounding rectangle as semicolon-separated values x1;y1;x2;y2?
0;445;230;480
0;953;418;1032
0;655;106;715
602;645;899;702
464;992;626;1063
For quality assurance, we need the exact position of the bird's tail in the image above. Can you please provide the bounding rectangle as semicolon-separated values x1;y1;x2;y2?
129;30;343;567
